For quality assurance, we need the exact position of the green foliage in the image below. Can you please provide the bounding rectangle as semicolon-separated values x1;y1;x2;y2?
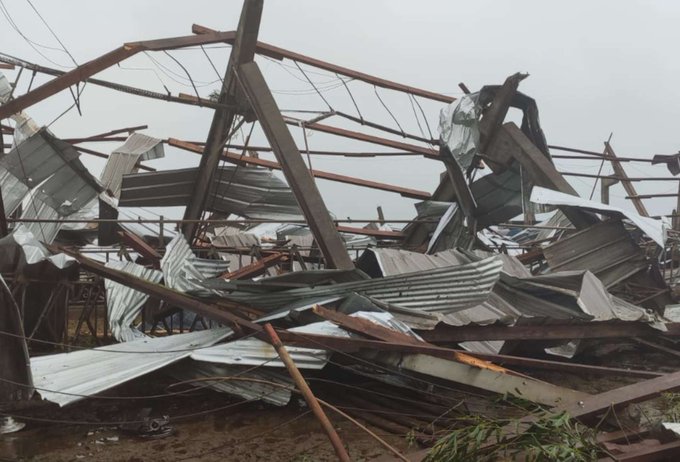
424;410;601;462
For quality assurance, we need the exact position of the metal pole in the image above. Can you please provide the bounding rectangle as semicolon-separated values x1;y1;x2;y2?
263;323;350;462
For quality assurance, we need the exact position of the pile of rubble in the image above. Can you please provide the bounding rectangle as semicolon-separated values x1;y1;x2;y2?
3;1;680;461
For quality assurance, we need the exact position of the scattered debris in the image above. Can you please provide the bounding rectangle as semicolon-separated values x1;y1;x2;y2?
3;1;680;460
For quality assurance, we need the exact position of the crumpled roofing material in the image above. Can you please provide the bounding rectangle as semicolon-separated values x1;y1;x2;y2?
531;186;669;246
31;328;231;407
104;261;163;342
191;320;351;369
211;255;504;315
99;133;164;199
161;234;228;296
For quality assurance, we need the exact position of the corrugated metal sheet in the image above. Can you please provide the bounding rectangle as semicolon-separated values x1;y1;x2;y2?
105;261;163;342
191;320;349;369
472;168;523;228
100;133;164;198
161;235;224;296
0;128;96;215
30;328;231;407
119;166;302;220
211;226;260;248
531;186;668;246
169;362;292;406
211;256;504;315
542;219;648;287
357;248;469;277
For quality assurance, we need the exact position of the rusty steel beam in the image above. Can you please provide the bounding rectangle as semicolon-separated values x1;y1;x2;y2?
0;30;238;119
335;225;404;239
604;142;649;217
417;322;680;343
49;244;262;332
237;61;354;270
192;24;454;104
554;369;680;422
220;252;286;280
0;53;231;111
63;124;148;144
264;324;351;462
182;0;263;241
168;138;431;200
497;123;598;229
117;230;162;267
284;116;439;159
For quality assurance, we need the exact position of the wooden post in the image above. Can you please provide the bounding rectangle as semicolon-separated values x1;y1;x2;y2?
263;323;350;462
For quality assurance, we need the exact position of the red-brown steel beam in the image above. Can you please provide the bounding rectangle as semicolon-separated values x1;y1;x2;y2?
192;24;455;104
168;138;431;200
0;30;238;119
220;252;287;280
283;116;440;159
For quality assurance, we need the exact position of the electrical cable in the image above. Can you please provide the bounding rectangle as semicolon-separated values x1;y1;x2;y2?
0;0;72;68
374;85;405;137
294;61;333;111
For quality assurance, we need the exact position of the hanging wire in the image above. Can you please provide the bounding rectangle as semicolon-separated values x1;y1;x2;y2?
294;61;333;111
411;94;434;140
200;45;224;82
408;93;426;138
337;73;363;122
0;0;73;68
162;50;201;101
24;0;78;67
374;85;405;136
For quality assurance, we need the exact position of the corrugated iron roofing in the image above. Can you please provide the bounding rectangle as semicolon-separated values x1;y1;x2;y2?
31;328;231;407
161;234;226;296
542;219;648;288
191;320;349;370
100;133;164;198
104;261;163;342
211;255;504;315
119;166;302;220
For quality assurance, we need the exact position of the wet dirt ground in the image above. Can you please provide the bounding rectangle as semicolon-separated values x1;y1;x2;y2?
0;374;411;462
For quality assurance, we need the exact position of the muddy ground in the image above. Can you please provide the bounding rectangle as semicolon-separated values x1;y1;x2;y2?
3;339;679;461
0;370;412;462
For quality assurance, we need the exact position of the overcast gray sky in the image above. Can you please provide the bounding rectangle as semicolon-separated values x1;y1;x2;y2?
2;0;680;222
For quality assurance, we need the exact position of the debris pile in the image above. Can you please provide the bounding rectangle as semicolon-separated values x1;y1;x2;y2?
3;1;680;461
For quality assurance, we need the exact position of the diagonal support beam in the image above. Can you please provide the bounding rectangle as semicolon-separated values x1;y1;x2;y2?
237;61;354;270
181;0;263;241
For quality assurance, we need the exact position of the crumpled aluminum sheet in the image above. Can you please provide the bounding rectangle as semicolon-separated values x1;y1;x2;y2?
439;93;480;169
531;186;669;247
31;328;232;407
105;261;163;342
